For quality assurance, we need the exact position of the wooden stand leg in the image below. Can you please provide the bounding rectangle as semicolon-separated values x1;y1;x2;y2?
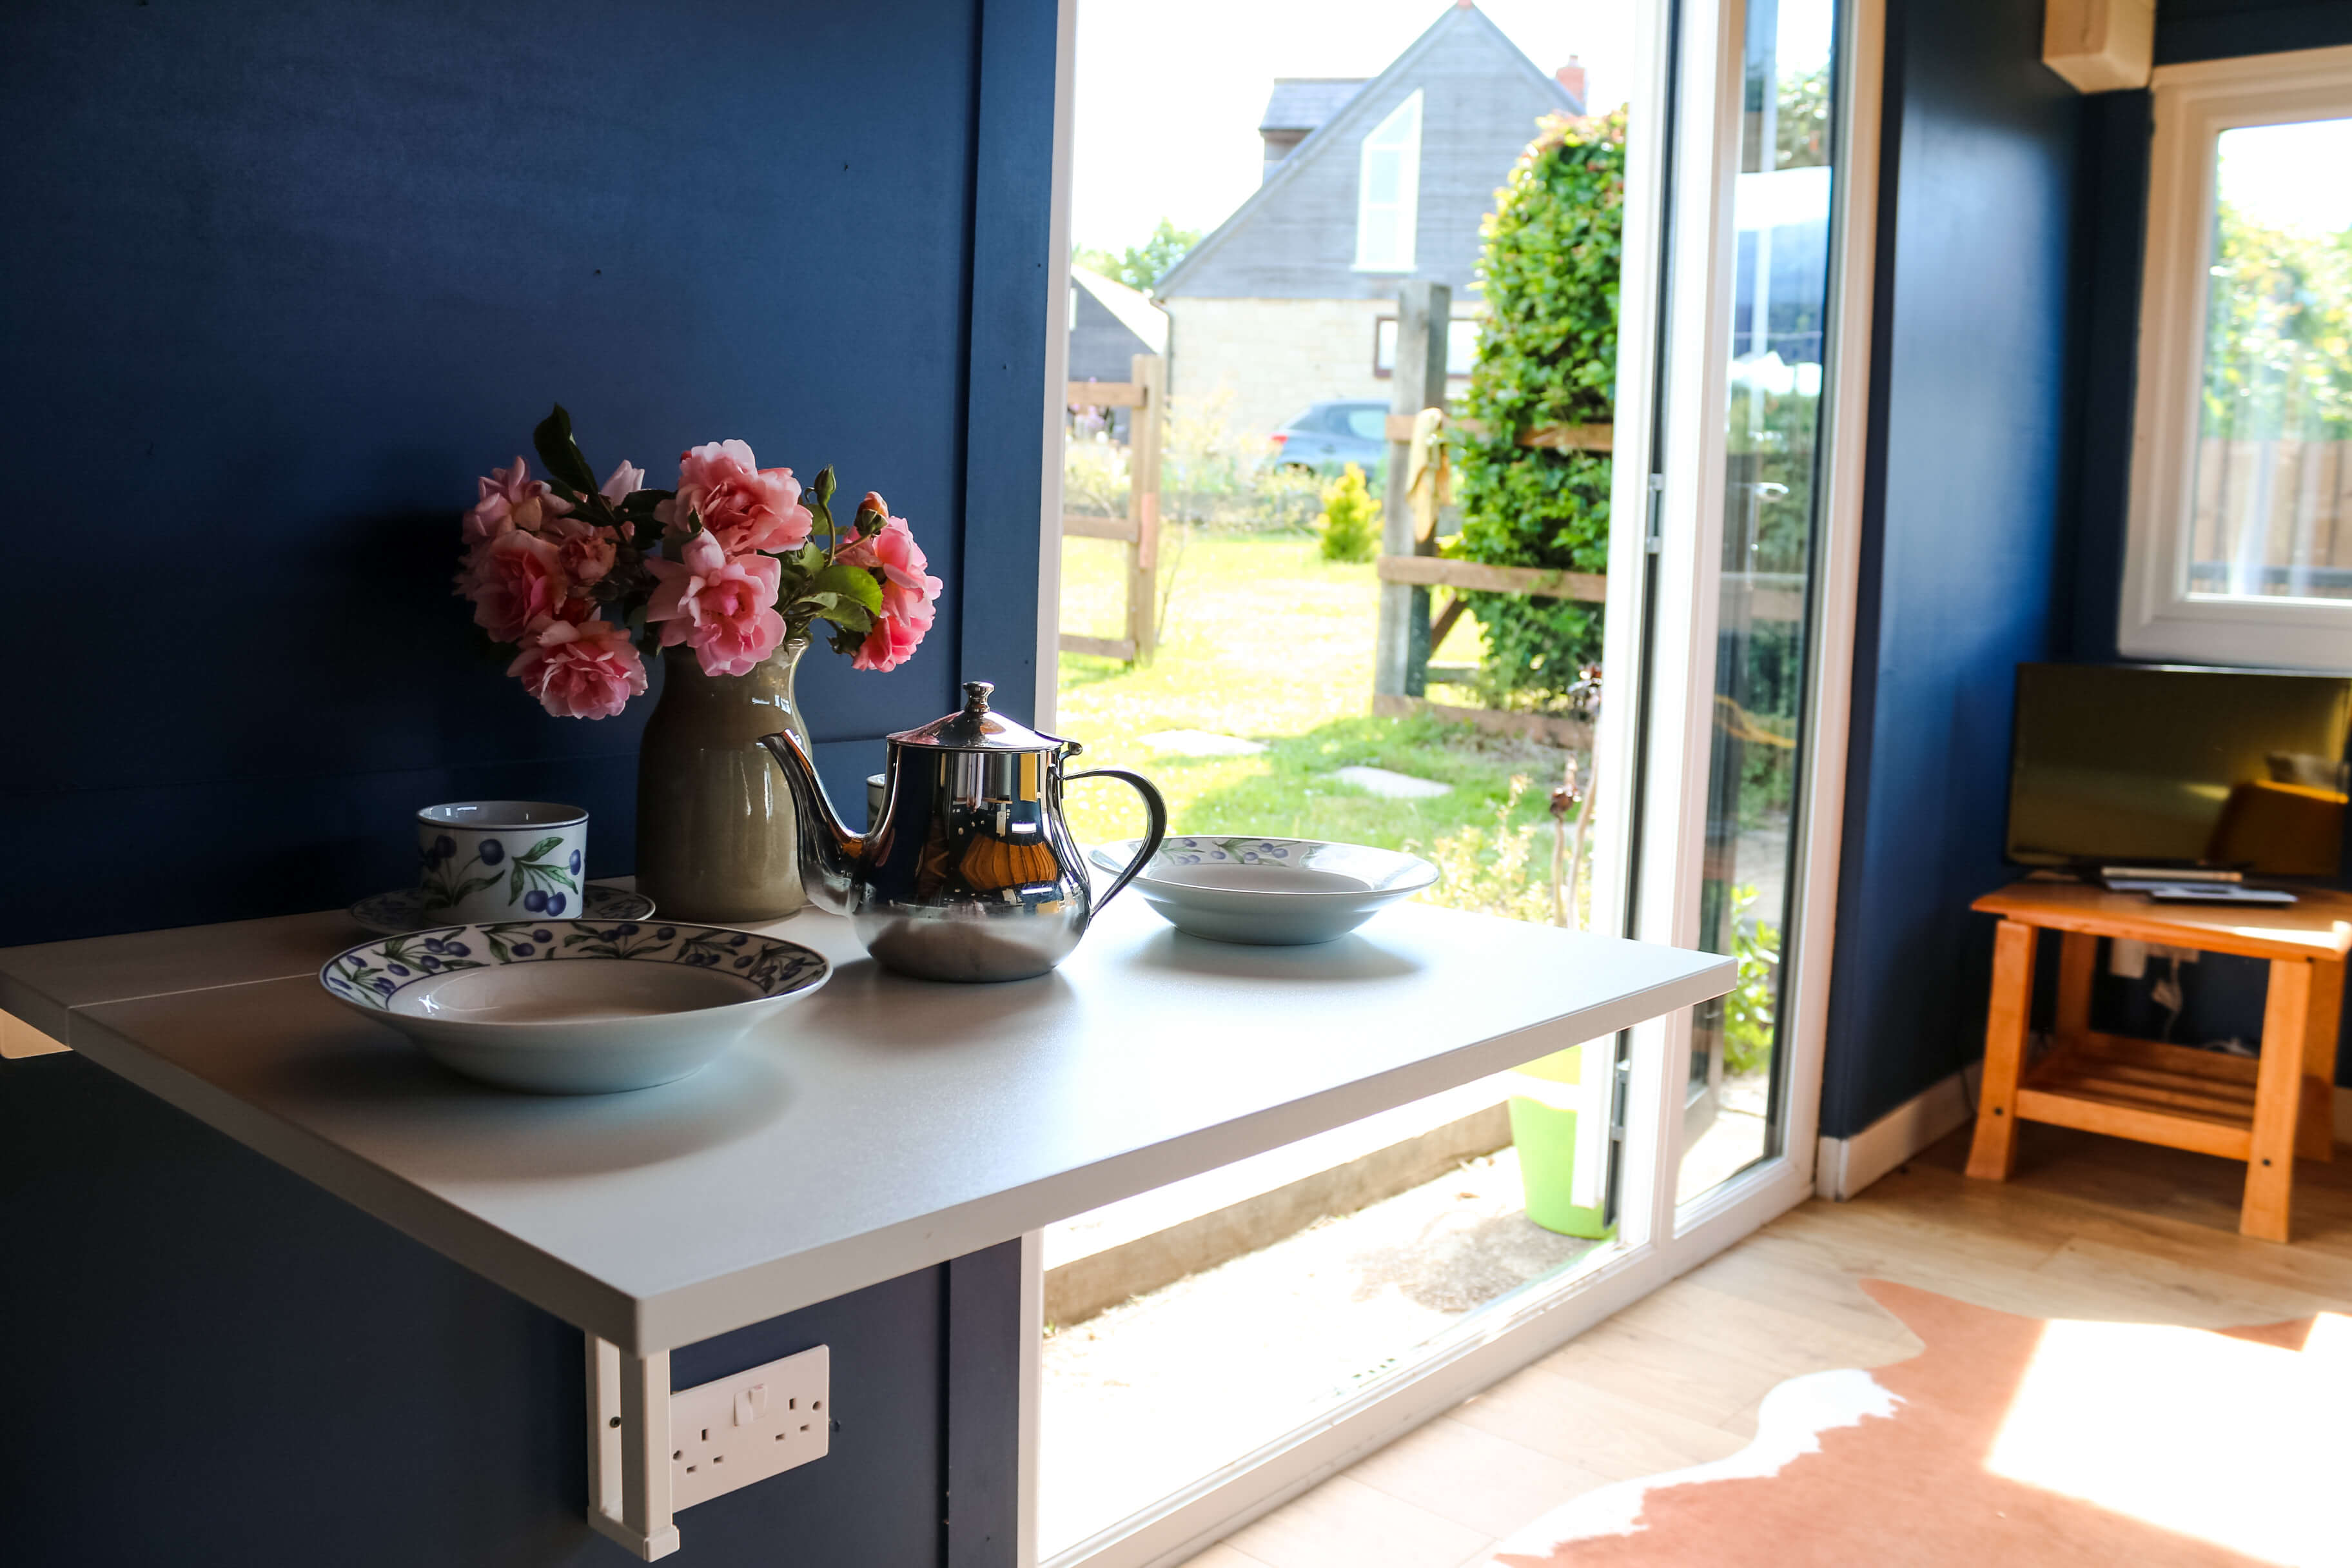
1967;920;2038;1182
2243;959;2314;1243
2054;931;2097;1047
2297;957;2344;1164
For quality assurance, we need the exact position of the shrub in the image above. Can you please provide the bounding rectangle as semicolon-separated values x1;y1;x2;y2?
1721;883;1783;1075
1454;109;1625;703
1315;464;1380;562
1063;433;1130;518
1411;776;1553;924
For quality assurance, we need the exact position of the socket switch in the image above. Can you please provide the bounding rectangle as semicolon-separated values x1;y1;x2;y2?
670;1344;830;1512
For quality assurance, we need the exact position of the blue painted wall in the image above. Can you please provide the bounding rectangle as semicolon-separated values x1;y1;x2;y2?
2061;0;2352;1084
0;0;1050;948
2;1;1054;1560
1827;0;2352;1135
2;1051;1023;1566
1819;0;2083;1138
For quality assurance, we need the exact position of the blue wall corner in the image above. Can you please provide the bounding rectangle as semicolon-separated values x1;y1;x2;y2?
1822;0;2082;1137
0;0;1055;946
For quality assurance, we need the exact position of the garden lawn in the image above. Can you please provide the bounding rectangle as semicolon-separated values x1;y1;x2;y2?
1055;531;1565;866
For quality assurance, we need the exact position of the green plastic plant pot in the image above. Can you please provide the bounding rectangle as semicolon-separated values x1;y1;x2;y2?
1508;1044;1615;1240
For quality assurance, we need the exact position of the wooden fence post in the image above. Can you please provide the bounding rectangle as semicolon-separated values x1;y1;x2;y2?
1373;281;1449;698
1129;352;1165;660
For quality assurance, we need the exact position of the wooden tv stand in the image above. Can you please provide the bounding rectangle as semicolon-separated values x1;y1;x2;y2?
1965;879;2350;1242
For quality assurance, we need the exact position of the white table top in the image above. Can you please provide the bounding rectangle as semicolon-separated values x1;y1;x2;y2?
1;897;1731;1353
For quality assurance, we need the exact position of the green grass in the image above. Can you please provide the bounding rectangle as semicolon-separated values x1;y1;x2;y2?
1055;531;1569;869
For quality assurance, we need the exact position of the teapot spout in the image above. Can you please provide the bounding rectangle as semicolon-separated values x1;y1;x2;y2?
755;727;863;916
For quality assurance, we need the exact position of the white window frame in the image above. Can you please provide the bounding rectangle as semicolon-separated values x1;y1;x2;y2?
1353;90;1424;273
2121;44;2352;672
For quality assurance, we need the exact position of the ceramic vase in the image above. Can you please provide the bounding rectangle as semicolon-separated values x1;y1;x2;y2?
634;636;812;923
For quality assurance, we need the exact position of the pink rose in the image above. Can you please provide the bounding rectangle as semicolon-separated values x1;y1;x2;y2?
458;528;570;644
838;512;941;607
462;456;571;544
600;460;646;504
644;532;787;676
507;615;648;720
542;514;618;586
836;508;942;673
852;591;934;673
654;439;812;556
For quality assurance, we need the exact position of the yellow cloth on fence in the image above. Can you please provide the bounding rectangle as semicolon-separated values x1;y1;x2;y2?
1407;406;1453;544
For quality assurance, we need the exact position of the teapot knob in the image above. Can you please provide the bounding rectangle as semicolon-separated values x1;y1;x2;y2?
962;680;994;713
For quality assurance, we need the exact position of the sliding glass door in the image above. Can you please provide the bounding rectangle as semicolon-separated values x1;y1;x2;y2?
1679;0;1841;1202
1025;0;1881;1558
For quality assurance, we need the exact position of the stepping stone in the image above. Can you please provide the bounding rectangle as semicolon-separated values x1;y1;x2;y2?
1137;729;1268;757
1333;765;1451;799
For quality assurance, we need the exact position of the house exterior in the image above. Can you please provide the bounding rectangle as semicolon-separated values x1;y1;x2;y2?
1066;265;1167;385
1154;3;1580;438
1066;266;1168;440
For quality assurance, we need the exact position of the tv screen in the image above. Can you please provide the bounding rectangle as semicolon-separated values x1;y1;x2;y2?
2006;664;2352;877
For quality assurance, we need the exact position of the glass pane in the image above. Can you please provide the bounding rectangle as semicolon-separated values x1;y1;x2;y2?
1678;0;1837;1204
1050;3;1630;1551
2186;117;2352;603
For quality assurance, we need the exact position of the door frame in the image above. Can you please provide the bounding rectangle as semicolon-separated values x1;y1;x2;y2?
1022;0;1885;1560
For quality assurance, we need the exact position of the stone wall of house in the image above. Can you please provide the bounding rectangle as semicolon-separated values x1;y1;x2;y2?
1166;297;1479;440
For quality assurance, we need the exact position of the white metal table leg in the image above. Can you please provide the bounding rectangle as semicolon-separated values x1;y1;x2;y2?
587;1335;681;1560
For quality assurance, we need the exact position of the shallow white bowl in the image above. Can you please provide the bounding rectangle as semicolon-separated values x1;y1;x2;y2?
319;919;829;1094
1089;836;1439;946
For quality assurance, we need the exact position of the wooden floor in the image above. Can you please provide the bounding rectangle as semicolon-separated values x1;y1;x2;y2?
1180;1119;2352;1568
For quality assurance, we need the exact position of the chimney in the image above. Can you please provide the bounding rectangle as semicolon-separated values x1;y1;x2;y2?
1555;55;1587;107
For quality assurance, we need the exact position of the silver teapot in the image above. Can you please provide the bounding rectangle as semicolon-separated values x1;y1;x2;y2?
757;681;1166;981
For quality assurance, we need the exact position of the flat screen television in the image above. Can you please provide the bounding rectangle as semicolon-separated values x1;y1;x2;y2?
2006;664;2352;877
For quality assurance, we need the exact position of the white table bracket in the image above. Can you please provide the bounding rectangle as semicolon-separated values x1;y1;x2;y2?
588;1335;680;1561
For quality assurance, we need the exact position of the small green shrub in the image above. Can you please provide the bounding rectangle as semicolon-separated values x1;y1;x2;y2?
1409;775;1553;923
1315;464;1379;563
1721;883;1782;1076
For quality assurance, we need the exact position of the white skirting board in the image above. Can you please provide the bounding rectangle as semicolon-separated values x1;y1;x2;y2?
1812;1063;1983;1202
1818;1068;2352;1202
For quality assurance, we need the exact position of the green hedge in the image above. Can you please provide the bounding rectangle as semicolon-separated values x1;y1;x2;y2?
1453;110;1625;703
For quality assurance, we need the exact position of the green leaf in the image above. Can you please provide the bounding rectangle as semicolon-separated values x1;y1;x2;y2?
814;600;872;634
532;404;599;496
509;865;525;903
519;835;564;864
812;563;884;614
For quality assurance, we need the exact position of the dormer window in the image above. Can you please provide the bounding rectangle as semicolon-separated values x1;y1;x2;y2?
1354;90;1422;273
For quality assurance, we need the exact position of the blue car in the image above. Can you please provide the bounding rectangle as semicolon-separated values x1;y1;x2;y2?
1268;399;1390;478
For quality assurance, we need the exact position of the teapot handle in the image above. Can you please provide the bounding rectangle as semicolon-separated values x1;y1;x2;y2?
1064;768;1168;910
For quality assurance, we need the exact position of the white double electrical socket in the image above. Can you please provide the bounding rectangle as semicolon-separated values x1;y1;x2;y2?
669;1344;831;1511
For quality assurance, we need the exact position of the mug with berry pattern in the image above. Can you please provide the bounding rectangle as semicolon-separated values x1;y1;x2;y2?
416;801;588;923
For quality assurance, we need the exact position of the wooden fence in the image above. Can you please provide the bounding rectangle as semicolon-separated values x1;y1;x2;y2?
1371;280;1611;746
2186;437;2352;594
1059;353;1166;663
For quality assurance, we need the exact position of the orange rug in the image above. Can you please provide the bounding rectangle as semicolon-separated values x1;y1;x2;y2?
1482;1280;2349;1567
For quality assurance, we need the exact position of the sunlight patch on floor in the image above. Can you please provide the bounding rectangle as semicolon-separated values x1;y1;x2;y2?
1985;1313;2349;1565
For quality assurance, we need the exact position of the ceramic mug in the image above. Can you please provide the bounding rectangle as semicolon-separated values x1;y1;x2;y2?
417;801;589;922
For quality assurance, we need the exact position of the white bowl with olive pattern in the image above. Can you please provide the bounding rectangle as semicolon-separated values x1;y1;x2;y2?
319;919;830;1093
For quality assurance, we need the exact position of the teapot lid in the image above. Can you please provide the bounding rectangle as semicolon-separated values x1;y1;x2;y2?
888;681;1066;752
